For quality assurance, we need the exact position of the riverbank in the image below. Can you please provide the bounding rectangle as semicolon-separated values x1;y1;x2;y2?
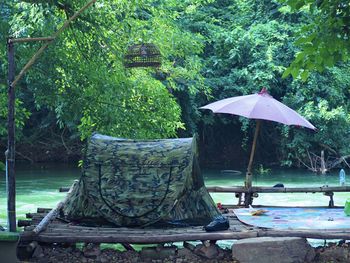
25;240;350;263
24;242;235;263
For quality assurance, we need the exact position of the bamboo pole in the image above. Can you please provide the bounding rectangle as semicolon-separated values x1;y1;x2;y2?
59;187;70;192
245;120;261;207
18;220;32;227
246;120;261;187
6;39;16;232
21;227;350;243
62;185;350;194
32;181;77;235
207;186;350;193
37;208;52;213
21;231;259;244
9;37;54;43
5;0;97;234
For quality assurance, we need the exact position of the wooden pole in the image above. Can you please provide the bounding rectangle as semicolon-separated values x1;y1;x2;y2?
244;120;261;206
5;0;97;233
21;231;259;244
246;120;261;183
6;39;16;232
9;37;54;43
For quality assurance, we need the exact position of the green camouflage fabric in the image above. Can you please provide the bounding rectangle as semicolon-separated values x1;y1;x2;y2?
63;134;219;227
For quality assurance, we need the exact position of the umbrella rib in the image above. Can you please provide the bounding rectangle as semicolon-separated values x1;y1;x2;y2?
270;100;292;125
273;100;314;127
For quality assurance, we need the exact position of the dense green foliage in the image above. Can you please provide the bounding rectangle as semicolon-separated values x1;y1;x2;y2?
0;0;207;161
0;0;349;168
180;0;350;168
280;0;350;80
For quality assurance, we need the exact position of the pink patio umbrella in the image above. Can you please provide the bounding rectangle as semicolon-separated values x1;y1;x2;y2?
200;88;316;205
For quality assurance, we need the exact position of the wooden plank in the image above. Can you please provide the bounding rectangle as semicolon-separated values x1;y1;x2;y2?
37;208;52;213
29;214;48;220
59;187;69;192
21;209;350;244
18;220;32;227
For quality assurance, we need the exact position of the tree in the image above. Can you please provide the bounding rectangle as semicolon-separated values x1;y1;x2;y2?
181;0;350;168
280;0;350;80
0;0;207;161
1;0;349;167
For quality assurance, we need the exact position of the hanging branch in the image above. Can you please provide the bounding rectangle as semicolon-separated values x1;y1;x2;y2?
11;0;98;88
343;157;350;168
330;155;350;169
298;150;350;173
307;150;315;171
319;143;338;155
296;155;315;172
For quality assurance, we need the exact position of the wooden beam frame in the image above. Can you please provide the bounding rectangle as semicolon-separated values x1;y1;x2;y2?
8;37;55;43
6;0;97;232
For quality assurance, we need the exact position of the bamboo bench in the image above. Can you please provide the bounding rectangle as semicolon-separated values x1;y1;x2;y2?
206;186;350;207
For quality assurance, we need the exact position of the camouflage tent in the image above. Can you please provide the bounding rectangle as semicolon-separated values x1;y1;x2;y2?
63;134;219;227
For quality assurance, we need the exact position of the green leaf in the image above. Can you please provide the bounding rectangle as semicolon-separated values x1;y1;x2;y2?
300;70;309;81
291;67;300;79
282;67;292;78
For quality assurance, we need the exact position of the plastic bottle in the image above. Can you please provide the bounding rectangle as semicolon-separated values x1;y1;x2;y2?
345;199;350;216
339;169;346;186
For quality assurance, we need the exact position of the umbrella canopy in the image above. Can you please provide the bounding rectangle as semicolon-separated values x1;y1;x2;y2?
200;88;316;205
201;88;315;129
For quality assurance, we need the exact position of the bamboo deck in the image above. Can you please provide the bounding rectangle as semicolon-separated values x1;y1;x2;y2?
18;184;350;244
19;207;350;244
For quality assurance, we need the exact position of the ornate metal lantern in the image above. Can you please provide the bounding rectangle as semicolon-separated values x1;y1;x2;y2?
124;43;161;68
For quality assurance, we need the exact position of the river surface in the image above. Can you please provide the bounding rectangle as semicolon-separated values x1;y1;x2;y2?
0;164;349;246
205;168;349;207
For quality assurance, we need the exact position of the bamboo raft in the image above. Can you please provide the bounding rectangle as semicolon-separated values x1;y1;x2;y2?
19;206;350;244
18;184;350;245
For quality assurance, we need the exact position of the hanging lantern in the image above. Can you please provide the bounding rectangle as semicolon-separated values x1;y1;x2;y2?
124;43;161;68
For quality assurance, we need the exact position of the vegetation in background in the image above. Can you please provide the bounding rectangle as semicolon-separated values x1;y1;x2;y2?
0;0;349;169
181;0;350;169
0;161;5;171
256;164;272;176
279;0;350;80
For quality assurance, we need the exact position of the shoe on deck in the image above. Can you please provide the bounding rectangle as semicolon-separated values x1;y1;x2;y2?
204;215;229;232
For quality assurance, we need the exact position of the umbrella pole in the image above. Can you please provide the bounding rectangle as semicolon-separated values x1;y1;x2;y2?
244;120;261;206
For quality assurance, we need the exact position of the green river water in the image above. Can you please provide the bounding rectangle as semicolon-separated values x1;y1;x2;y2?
0;163;349;247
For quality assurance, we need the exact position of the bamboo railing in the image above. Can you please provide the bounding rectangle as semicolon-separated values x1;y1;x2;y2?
206;186;350;193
